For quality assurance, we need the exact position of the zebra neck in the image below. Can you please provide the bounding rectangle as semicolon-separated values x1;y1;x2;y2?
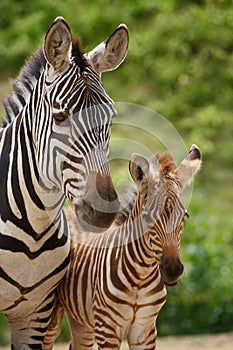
123;207;156;271
0;108;65;238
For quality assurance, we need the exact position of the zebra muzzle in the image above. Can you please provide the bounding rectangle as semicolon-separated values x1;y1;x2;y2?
75;201;118;232
75;172;120;232
159;255;184;287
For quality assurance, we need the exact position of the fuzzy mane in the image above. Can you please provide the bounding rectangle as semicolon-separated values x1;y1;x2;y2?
1;37;86;128
156;152;176;175
2;48;46;127
71;36;87;72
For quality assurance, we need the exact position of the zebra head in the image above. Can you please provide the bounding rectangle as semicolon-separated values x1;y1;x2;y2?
129;145;202;286
36;18;128;229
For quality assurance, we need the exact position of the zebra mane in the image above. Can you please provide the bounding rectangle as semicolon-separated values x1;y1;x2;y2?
2;48;46;127
72;36;87;72
2;37;86;128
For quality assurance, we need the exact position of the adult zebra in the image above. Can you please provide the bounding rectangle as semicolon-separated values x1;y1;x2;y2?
0;17;128;349
43;145;202;349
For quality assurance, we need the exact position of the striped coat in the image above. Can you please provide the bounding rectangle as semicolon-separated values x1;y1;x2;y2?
44;146;201;349
0;17;128;349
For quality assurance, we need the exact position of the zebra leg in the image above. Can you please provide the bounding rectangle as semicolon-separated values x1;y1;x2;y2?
66;314;95;350
7;292;55;350
94;323;123;350
127;320;157;350
42;296;64;350
95;333;122;350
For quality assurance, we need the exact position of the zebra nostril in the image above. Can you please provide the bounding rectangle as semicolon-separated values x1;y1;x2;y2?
179;262;184;275
160;256;184;286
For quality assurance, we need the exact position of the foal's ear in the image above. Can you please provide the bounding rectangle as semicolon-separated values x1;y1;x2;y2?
44;17;72;71
176;145;202;189
85;24;129;74
129;153;149;187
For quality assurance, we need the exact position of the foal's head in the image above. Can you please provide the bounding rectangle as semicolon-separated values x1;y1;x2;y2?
129;145;202;286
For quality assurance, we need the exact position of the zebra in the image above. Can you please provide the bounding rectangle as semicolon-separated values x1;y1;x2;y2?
43;145;202;349
0;17;128;349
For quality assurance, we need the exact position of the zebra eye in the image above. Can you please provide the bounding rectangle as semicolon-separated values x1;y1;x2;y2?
53;102;60;110
53;109;70;125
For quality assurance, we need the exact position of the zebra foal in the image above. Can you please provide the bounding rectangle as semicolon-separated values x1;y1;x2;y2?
44;145;202;349
0;17;128;349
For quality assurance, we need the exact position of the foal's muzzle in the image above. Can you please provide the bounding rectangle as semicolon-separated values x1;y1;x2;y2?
160;255;184;287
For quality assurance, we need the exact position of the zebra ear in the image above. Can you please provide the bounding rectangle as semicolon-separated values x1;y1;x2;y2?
44;17;72;71
85;24;129;74
129;153;149;187
176;145;202;189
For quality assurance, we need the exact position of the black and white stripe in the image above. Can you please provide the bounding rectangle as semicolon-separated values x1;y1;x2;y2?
0;17;128;349
44;146;201;349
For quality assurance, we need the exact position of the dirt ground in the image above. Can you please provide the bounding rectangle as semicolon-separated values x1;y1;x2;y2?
50;332;233;350
0;332;232;349
52;333;233;350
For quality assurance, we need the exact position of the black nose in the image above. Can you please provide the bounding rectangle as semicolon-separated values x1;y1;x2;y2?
160;256;184;286
75;171;120;232
75;196;120;232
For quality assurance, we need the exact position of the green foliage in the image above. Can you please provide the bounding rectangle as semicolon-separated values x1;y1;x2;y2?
0;314;9;345
0;0;233;343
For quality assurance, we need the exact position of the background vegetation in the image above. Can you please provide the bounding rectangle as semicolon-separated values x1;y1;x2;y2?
0;0;232;345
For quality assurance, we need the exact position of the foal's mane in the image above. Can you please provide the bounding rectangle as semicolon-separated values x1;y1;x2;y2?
1;38;86;128
156;152;176;175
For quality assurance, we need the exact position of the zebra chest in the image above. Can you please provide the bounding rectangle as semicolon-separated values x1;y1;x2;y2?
134;267;167;311
0;223;70;312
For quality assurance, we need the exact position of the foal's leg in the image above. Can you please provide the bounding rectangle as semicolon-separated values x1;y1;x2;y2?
95;333;122;350
67;314;95;350
94;321;123;350
127;319;157;350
